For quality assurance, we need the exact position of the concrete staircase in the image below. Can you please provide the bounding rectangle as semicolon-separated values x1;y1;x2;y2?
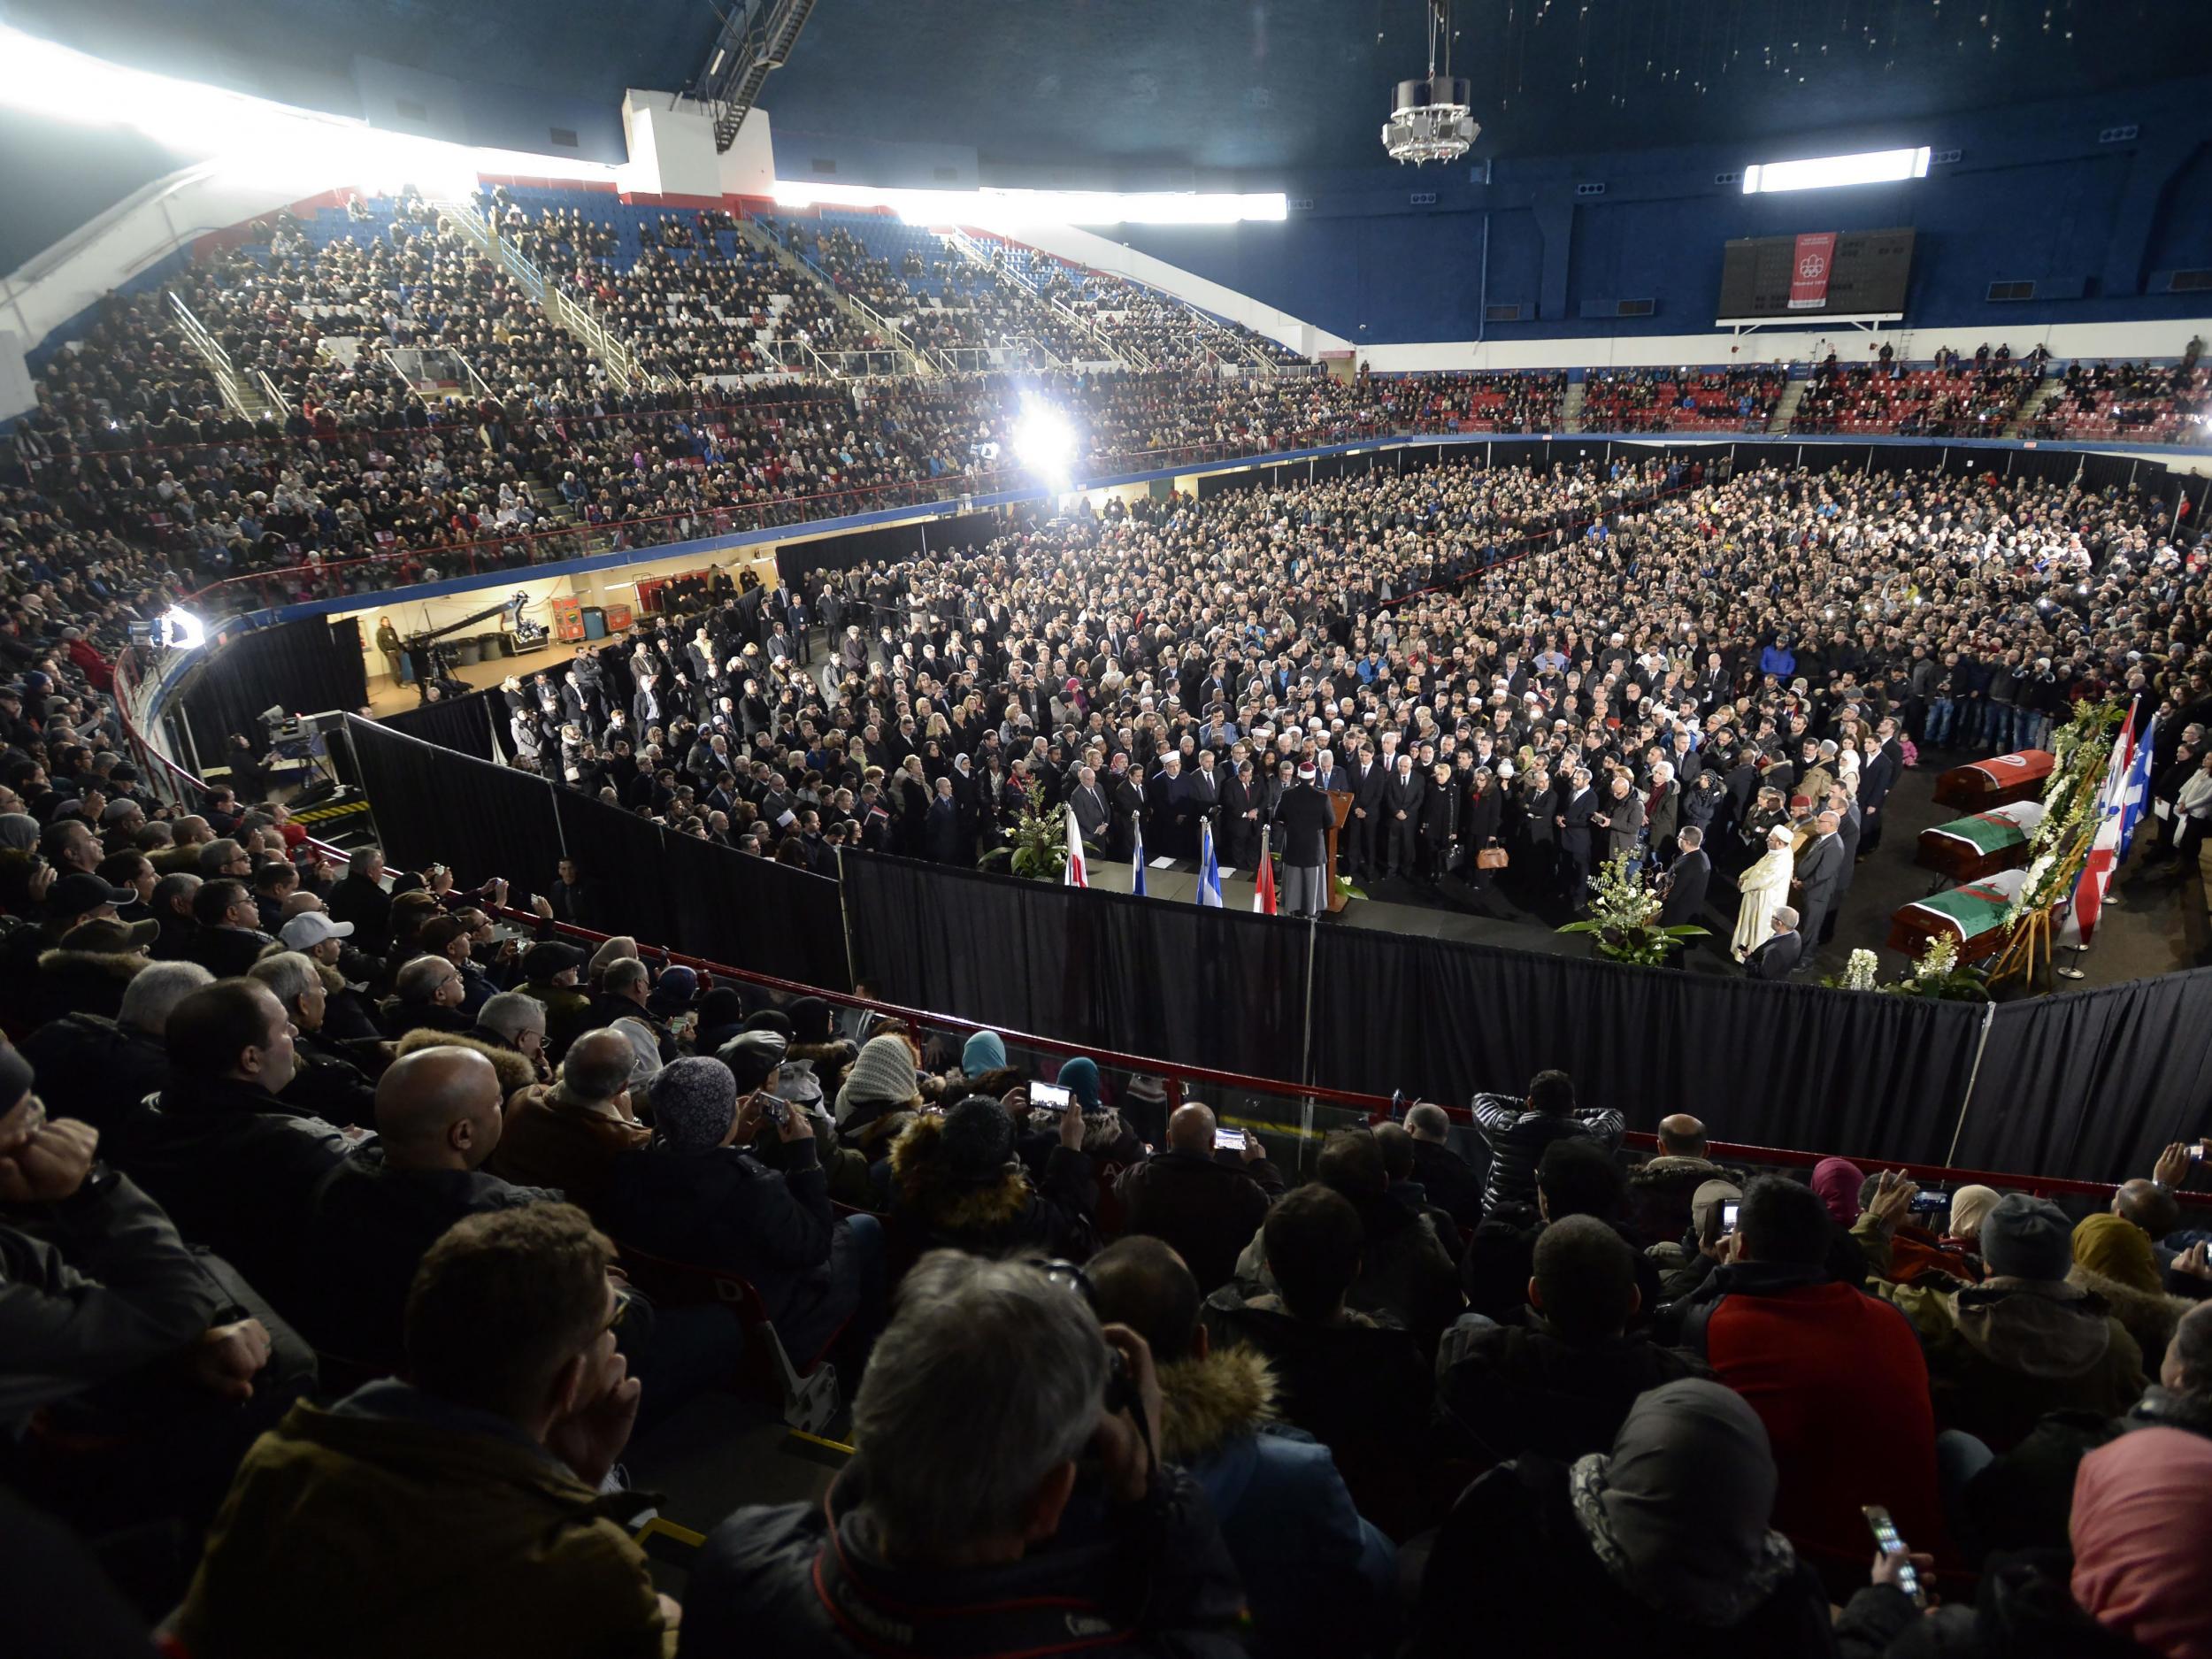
1767;376;1808;434
2004;376;2063;438
939;228;1130;369
168;291;288;423
1561;378;1586;434
732;217;939;377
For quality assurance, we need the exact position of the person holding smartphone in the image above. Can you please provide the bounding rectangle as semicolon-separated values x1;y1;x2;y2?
1114;1102;1285;1296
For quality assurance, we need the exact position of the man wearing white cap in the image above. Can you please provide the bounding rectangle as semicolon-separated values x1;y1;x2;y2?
1275;762;1337;918
280;910;356;969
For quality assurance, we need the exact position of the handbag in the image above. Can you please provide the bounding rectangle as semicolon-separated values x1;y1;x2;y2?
1475;846;1509;871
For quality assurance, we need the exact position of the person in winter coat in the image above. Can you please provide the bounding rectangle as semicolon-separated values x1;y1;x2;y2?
1835;1426;2212;1659
1409;1379;1839;1659
1088;1235;1396;1659
19;957;209;1135
679;1252;1247;1659
887;1094;1098;1262
1624;1115;1744;1248
1469;1069;1624;1218
1118;1102;1286;1294
1856;1186;2146;1454
833;1031;926;1171
2070;1213;2196;1372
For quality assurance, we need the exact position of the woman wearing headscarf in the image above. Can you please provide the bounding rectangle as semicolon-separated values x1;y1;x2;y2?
1837;1425;2212;1658
1811;1156;1867;1229
887;1094;1098;1265
2071;1214;2194;1371
1410;1379;1836;1656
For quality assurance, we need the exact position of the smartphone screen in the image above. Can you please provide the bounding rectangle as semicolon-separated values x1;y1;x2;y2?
1863;1506;1924;1607
1030;1081;1072;1116
1214;1127;1248;1152
1720;1199;1741;1233
1909;1190;1949;1213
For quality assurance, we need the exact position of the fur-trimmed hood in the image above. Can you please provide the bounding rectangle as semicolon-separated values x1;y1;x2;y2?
2069;1263;2192;1365
394;1026;537;1098
888;1109;1033;1232
1156;1343;1279;1466
36;947;148;986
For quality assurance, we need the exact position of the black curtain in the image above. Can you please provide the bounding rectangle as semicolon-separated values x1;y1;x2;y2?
380;687;510;761
341;717;849;989
1958;970;2212;1183
179;618;368;761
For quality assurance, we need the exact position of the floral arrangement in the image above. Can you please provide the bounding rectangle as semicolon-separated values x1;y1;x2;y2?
2004;697;2126;926
1557;854;1709;966
977;778;1069;882
1840;949;1881;991
1884;933;1992;1002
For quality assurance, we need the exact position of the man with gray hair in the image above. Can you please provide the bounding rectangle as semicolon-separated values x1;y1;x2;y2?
252;950;378;1127
470;989;551;1082
1404;1101;1486;1230
1746;903;1803;981
682;1251;1244;1656
20;959;215;1133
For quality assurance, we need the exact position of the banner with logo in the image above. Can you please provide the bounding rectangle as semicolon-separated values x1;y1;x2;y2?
1787;232;1837;311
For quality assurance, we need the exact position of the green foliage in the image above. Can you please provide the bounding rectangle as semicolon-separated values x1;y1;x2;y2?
1556;853;1710;966
977;777;1071;882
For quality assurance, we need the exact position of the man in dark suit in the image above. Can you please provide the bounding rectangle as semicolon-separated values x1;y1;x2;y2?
1556;768;1597;902
1348;746;1386;877
1145;755;1188;859
1658;825;1711;933
1069;764;1111;847
1105;757;1143;860
1745;906;1803;980
1185;750;1223;849
1381;754;1425;879
1790;811;1846;961
1856;733;1900;855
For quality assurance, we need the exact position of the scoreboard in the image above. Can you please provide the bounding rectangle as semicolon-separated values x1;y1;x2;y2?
1717;228;1916;320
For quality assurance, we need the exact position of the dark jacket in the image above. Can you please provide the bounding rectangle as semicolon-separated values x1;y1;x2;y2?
279;1030;380;1129
1432;1311;1710;1468
32;947;144;1024
1232;1192;1463;1349
301;1148;560;1369
1468;1094;1625;1217
679;1458;1246;1659
184;926;273;980
1411;1456;1839;1659
0;1170;229;1425
1624;1153;1743;1248
16;1013;170;1136
108;1072;357;1307
1116;1148;1286;1294
1409;1137;1486;1232
327;873;394;957
1833;1553;2155;1659
887;1112;1098;1261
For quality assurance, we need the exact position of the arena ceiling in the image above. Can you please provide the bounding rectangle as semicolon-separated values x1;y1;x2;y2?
8;0;2212;174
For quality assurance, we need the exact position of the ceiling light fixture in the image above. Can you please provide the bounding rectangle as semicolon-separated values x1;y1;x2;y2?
1383;0;1479;166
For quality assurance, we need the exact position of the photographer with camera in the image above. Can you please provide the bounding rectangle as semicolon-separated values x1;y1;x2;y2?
680;1251;1246;1658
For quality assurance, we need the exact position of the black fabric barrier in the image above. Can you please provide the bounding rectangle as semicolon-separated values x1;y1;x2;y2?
380;687;510;762
343;717;849;989
179;618;367;763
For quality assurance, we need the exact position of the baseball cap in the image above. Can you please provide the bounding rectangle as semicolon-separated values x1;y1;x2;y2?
61;916;159;953
48;872;134;917
280;912;357;949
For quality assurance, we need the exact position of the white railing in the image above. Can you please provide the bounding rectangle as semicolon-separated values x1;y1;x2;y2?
166;290;271;422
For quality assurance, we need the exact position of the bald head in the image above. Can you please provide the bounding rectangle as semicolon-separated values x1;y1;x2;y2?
1166;1102;1217;1155
2113;1178;2180;1240
560;1029;638;1105
1657;1114;1707;1157
1405;1102;1452;1142
374;1047;504;1171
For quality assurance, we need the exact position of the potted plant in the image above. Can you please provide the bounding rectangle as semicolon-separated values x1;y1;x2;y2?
1556;854;1709;966
977;778;1072;881
1883;934;1992;1002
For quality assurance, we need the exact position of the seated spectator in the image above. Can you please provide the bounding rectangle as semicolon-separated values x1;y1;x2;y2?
887;1093;1098;1260
382;952;472;1037
519;941;593;1058
147;872;202;960
1625;1113;1742;1246
278;910;381;1042
19;958;211;1134
681;1251;1243;1658
2071;1212;2194;1364
1434;1214;1709;1467
1671;1174;1944;1588
1231;1128;1461;1346
1411;1380;1837;1657
780;993;855;1102
250;950;377;1127
35;915;153;1023
833;1030;925;1160
183;878;273;979
1116;1101;1285;1294
300;1046;561;1369
488;1028;649;1213
1945;1183;2003;1256
1461;1138;1663;1326
418;986;551;1088
109;979;356;1305
1087;1234;1395;1659
1403;1101;1486;1232
1837;1426;2212;1659
326;846;394;956
170;1204;679;1659
416;915;498;1021
603;1048;880;1364
1204;1184;1432;1539
1651;1177;1740;1302
1469;1068;1623;1218
1858;1183;2145;1453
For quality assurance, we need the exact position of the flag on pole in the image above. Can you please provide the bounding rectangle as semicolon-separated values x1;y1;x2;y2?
1063;803;1087;888
1131;810;1148;898
1197;821;1223;908
1253;824;1279;914
2116;713;2158;858
2059;708;2135;947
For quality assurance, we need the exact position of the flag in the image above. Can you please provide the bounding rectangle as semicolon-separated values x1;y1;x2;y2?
1131;810;1147;898
1253;824;1278;914
1197;821;1223;908
2116;713;2158;857
2059;709;2135;947
1063;803;1087;888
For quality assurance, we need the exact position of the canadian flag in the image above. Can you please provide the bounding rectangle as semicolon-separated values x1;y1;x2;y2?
1253;824;1278;915
1063;803;1087;888
2060;710;2136;947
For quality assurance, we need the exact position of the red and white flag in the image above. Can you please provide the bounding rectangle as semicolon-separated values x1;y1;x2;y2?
2060;709;2136;946
1063;803;1087;888
1253;825;1278;914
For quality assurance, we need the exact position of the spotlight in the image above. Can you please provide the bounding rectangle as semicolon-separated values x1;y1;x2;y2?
1014;403;1077;487
160;607;206;650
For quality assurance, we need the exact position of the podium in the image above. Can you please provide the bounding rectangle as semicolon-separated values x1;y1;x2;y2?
1326;790;1352;914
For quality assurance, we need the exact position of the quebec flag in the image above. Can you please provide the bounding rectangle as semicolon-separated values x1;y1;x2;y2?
1197;821;1223;908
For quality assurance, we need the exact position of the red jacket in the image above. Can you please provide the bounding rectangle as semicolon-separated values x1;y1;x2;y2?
1688;1265;1945;1572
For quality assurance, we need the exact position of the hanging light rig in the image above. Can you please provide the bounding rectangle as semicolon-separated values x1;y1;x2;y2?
1383;0;1479;165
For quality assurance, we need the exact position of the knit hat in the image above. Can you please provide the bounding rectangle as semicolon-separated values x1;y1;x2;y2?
649;1057;738;1154
1058;1056;1102;1112
742;1008;795;1038
1979;1194;2074;1282
787;995;835;1045
648;965;698;1014
843;1033;918;1106
718;1028;787;1094
1946;1184;2002;1240
962;1030;1009;1078
940;1096;1016;1185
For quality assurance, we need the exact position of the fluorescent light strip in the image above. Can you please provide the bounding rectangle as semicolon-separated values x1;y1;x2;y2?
772;180;1287;227
1742;147;1932;195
